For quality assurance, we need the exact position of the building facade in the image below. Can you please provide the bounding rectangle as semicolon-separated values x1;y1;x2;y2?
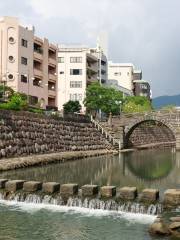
57;45;107;112
0;16;58;109
108;61;151;99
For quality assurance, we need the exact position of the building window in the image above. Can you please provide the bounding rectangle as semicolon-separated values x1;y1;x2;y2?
59;71;64;74
29;96;38;105
127;72;130;76
58;57;64;63
8;74;14;80
9;37;15;44
21;57;27;65
21;75;28;83
140;84;148;90
8;56;15;62
70;57;82;63
70;81;82;88
114;72;121;76
21;39;28;48
70;93;82;101
70;69;82;75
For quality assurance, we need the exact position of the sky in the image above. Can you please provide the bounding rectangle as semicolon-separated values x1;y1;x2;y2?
0;0;180;97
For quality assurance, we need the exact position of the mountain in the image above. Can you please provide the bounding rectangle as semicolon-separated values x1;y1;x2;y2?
152;94;180;109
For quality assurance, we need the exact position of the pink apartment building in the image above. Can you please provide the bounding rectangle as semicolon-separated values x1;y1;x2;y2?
0;16;57;109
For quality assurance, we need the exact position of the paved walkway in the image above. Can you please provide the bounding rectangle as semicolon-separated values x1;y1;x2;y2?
0;149;117;171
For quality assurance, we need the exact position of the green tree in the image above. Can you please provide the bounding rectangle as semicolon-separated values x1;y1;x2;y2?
0;85;14;100
0;93;28;111
84;82;123;115
63;100;81;114
122;96;152;113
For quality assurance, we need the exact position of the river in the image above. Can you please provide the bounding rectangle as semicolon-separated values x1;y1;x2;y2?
0;148;179;240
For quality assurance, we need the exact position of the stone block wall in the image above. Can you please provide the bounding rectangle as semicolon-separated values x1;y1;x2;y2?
0;110;112;159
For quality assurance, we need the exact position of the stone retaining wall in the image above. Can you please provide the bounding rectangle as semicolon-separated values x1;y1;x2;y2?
0;178;179;208
0;110;113;159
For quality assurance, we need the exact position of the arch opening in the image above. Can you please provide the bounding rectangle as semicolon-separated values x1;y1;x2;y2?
125;120;176;149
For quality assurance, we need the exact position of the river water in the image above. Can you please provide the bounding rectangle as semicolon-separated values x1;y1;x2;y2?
0;148;179;240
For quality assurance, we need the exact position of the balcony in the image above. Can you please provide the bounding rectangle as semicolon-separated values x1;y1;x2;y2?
48;57;57;67
48;89;56;97
34;51;43;62
34;68;43;78
48;73;57;82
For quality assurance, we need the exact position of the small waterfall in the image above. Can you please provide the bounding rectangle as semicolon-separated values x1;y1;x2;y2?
0;191;162;215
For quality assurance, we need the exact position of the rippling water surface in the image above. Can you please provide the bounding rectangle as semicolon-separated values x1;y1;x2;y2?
0;201;162;240
0;148;179;239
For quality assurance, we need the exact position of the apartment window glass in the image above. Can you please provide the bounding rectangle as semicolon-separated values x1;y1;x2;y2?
29;96;38;105
21;57;27;65
59;71;64;74
21;39;28;48
70;69;82;75
58;57;64;63
140;84;148;90
70;81;82;88
21;75;28;83
70;94;82;101
70;57;82;63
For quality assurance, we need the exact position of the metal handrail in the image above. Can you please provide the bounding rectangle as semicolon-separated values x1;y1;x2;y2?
90;116;121;150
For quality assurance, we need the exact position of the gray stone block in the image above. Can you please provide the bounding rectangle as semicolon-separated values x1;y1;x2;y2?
5;180;25;192
42;182;60;193
119;187;137;200
141;189;159;202
60;184;78;195
100;186;116;198
82;185;99;197
164;189;180;206
23;181;42;192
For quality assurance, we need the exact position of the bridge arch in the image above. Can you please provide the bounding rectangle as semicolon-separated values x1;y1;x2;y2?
124;118;176;149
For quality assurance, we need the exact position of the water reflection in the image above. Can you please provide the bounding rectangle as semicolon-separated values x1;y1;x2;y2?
0;149;180;192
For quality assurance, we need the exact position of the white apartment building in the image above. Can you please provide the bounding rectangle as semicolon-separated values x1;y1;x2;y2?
108;61;142;96
0;16;58;109
57;45;107;112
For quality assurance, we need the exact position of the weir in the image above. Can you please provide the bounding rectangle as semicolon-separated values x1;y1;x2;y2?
0;179;179;215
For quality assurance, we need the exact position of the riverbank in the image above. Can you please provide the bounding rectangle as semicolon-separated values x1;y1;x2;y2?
0;149;117;171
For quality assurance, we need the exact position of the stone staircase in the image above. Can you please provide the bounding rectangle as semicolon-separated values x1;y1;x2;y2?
90;116;122;151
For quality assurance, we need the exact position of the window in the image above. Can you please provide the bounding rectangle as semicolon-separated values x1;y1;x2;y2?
21;75;28;83
8;56;15;62
70;81;82;88
70;93;82;101
58;57;64;63
21;39;28;48
127;72;130;76
29;96;38;105
21;57;27;65
70;57;82;63
140;84;148;90
59;71;64;74
8;74;14;80
9;37;15;44
114;72;121;76
70;69;82;75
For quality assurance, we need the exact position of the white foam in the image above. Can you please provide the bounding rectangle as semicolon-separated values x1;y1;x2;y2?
0;200;156;224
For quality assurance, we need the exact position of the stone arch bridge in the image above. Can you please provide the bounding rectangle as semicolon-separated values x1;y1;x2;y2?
99;111;180;150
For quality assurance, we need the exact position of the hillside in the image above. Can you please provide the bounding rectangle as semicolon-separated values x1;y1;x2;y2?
152;94;180;109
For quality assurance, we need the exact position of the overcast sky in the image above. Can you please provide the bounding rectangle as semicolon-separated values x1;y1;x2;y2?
1;0;180;97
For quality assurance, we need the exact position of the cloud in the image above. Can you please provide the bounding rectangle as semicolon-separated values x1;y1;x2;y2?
1;0;180;97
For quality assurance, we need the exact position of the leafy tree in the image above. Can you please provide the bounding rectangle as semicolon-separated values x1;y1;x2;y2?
0;85;14;100
122;96;152;113
63;100;81;114
0;93;28;111
84;82;123;116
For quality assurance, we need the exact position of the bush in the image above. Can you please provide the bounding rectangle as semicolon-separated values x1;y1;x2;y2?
122;96;152;113
63;100;81;114
0;93;28;111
